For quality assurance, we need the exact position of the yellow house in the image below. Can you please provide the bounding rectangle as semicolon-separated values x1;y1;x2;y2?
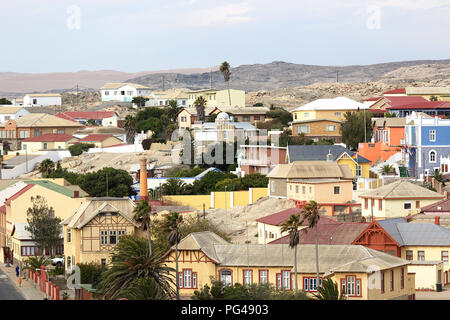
177;107;218;129
62;197;140;269
77;134;123;148
21;133;79;152
187;89;245;108
162;231;414;300
359;180;445;219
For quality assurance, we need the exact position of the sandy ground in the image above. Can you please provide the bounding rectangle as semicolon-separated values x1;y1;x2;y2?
204;197;297;244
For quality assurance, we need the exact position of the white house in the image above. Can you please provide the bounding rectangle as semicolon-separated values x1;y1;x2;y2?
23;94;62;107
100;83;151;102
0;106;30;122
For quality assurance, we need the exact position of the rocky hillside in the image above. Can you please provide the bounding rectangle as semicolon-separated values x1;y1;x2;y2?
126;59;450;92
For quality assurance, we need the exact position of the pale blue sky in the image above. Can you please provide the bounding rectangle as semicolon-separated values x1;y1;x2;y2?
1;0;449;73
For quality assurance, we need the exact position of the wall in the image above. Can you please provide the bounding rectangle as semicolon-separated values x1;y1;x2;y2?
400;246;450;273
287;180;353;204
407;263;442;290
291;120;342;139
163;188;268;210
337;156;371;178
268;178;287;198
87;143;144;153
361;197;443;218
366;266;411;300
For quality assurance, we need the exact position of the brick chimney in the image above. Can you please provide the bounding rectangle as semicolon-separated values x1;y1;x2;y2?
435;216;440;226
139;156;148;201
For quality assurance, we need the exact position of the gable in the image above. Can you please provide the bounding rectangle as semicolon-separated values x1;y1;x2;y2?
352;222;400;247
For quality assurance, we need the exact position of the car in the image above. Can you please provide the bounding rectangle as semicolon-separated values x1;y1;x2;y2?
51;256;64;266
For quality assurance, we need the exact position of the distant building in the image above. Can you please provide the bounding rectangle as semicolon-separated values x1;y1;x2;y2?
23;93;62;107
0;106;30;122
187;88;246;108
76;134;123;148
100;83;151;102
238;145;287;176
22;133;79;152
146;91;189;107
56;111;119;127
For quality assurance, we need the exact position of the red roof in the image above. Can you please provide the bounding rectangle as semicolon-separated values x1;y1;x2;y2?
79;134;113;142
383;88;406;95
383;96;428;107
64;111;117;120
256;208;304;226
364;97;381;102
22;133;75;142
269;217;370;245
420;198;450;212
55;112;78;123
387;101;450;110
5;184;35;206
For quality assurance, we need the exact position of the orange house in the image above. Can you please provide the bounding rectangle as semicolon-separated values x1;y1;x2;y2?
358;117;406;163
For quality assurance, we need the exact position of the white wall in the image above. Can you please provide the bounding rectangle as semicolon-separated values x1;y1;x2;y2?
101;85;151;102
23;96;61;107
86;143;144;153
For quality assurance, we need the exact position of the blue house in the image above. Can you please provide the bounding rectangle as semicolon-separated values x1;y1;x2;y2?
405;112;450;178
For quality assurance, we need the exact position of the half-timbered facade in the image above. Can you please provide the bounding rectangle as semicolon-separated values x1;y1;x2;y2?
63;197;140;269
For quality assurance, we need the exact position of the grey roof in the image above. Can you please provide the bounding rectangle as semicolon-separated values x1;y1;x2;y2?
287;145;370;164
359;180;445;199
173;232;409;274
378;218;450;246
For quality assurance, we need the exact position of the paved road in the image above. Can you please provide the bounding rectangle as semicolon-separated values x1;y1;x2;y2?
0;269;24;300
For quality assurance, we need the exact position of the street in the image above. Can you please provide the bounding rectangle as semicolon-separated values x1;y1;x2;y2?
0;269;24;300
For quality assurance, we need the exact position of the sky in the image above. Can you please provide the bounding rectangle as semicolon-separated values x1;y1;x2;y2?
1;0;449;73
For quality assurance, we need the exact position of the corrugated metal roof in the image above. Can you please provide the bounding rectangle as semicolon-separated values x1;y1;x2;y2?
267;161;354;179
22;133;76;142
0;113;83;128
359;180;445;200
287;145;370;164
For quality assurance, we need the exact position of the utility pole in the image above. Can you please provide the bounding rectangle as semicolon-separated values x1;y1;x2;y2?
210;69;213;89
336;71;339;83
162;75;165;91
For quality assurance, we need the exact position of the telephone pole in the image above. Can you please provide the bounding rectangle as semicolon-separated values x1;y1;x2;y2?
162;75;165;91
336;71;339;83
210;69;213;89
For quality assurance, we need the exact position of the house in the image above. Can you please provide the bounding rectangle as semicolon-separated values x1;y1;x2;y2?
290;97;367;142
73;126;126;143
187;88;246;108
21;133;79;152
368;96;428;116
176;107;217;129
162;231;414;300
404;112;450;178
0;113;84;150
148;91;189;107
77;134;123;148
213;107;270;125
62;197;140;269
100;83;151;102
238;145;287;176
405;87;450;102
286;145;372;185
267;161;354;198
0;106;30;122
23;93;62;107
255;208;304;244
359;180;444;219
358;117;406;163
353;217;450;290
57;111;119;127
10;222;63;265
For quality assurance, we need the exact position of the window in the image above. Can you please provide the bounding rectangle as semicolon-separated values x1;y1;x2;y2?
304;278;309;291
356;165;362;177
43;143;47;150
296;125;310;134
118;230;125;239
101;259;106;266
105;91;109;95
416;201;420;208
356;279;361;296
295;185;299;193
254;115;260;121
429;130;436;142
57;129;64;134
347;276;355;295
429;150;436;163
334;186;340;194
34;130;42;137
334;112;341;117
282;271;291;290
67;229;71;243
259;270;268;284
378;200;382;210
442;251;448;265
381;271;385;293
109;230;117;244
304;112;309;118
401;268;404;289
220;270;232;286
418;251;425;261
243;116;250;122
121;91;125;95
325;125;336;132
67;256;71;268
4;116;10;121
181;116;187;122
302;186;306;194
243;269;252;286
341;279;346;294
294;113;298;120
184;269;192;288
390;270;394;291
304;277;323;292
100;230;108;245
404;203;412;210
406;250;413;261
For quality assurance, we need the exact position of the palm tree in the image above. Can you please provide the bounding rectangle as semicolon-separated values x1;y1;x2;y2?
280;214;302;292
96;235;176;300
22;256;51;273
120;278;168;300
38;159;55;176
161;178;187;195
194;96;207;122
162;212;183;300
381;164;395;175
124;115;137;144
432;169;449;186
219;61;232;106
167;99;179;123
301;200;321;291
313;278;346;300
133;200;155;257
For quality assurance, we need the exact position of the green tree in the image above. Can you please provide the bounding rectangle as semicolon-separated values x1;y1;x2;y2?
22;256;51;273
79;167;135;197
96;235;176;300
340;110;373;150
86;119;97;126
220;61;232;106
124;115;137;144
25;196;62;257
120;278;168;300
68;143;95;156
432;169;449;186
312;278;346;300
38;159;55;176
280;214;302;292
76;262;106;287
240;173;269;189
301;201;321;290
132;96;149;107
194;96;207;122
133;200;155;257
0;98;12;105
167;100;180;123
161;178;188;195
381;164;396;175
162;212;183;300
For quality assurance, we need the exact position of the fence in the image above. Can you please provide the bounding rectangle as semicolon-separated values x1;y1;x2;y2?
28;266;60;300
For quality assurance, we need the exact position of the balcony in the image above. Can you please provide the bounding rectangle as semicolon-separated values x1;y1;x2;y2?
240;158;271;166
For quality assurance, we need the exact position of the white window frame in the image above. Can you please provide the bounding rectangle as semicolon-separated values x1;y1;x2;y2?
403;202;412;210
184;269;192;288
244;269;252;286
356;165;362;177
259;270;268;284
429;130;436;142
429;150;437;163
325;125;336;132
282;271;291;290
100;230;108;245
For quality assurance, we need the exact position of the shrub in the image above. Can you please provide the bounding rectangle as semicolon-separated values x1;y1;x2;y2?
69;143;95;156
76;262;106;287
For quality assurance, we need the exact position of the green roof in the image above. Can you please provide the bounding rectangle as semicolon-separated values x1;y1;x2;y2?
80;284;97;292
24;180;78;198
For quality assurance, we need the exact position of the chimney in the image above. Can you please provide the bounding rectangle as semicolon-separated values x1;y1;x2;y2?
435;216;440;226
74;190;79;198
326;149;333;162
139;156;149;201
